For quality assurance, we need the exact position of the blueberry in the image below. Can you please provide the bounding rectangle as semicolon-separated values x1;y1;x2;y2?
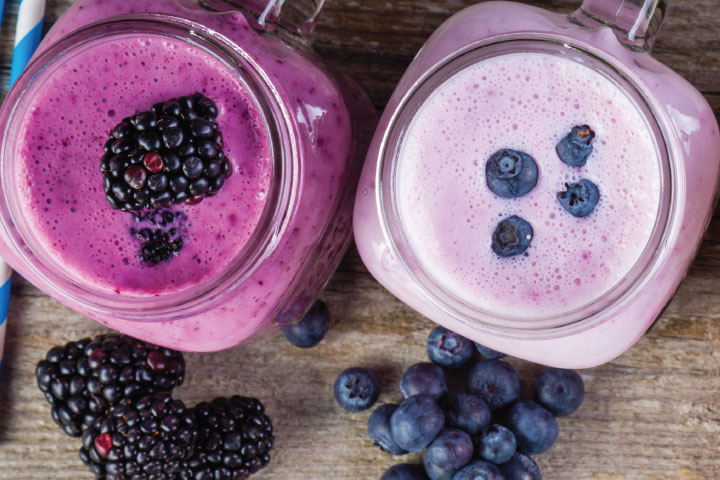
491;216;533;258
467;360;520;410
533;368;584;417
507;402;558;455
391;395;445;452
368;404;408;456
485;149;538;199
400;363;448;400
452;461;505;480
427;327;474;369
282;299;331;349
381;464;429;480
333;367;380;412
477;425;516;465
557;179;599;217
500;453;542;480
556;125;595;167
441;393;490;436
423;428;474;480
473;344;507;360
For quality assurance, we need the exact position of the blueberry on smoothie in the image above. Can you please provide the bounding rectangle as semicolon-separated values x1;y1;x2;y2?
368;404;408;456
485;149;538;198
473;343;507;360
282;299;331;349
491;216;533;258
333;367;380;412
441;392;491;436
477;425;517;465
381;464;430;480
452;461;505;480
507;401;559;455
556;125;595;167
400;363;449;400
390;395;445;452
467;360;521;410
500;453;542;480
533;368;585;417
423;428;474;480
101;93;231;212
557;179;600;217
427;327;474;369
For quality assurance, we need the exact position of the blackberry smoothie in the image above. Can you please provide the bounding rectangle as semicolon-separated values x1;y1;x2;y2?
17;35;272;295
395;52;661;318
0;0;375;351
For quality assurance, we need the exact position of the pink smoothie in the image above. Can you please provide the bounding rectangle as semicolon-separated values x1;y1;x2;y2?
395;52;661;318
15;35;272;296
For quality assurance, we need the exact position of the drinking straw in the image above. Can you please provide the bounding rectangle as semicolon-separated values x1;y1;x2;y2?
9;0;45;86
0;0;6;29
2;0;46;377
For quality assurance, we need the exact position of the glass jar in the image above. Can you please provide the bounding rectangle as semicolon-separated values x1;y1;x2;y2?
0;0;375;351
353;0;720;368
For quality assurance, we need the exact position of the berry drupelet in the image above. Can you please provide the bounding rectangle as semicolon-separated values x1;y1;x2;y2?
101;93;232;212
80;392;198;479
183;396;274;479
35;334;186;437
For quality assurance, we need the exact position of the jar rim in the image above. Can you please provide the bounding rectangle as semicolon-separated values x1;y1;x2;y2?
376;35;677;338
0;14;295;321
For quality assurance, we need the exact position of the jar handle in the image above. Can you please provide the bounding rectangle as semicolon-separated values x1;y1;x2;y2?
199;0;325;38
569;0;669;51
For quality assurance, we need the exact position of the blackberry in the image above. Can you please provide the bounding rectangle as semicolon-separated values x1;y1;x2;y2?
35;334;186;438
101;93;231;212
131;209;186;265
183;396;275;479
80;392;197;479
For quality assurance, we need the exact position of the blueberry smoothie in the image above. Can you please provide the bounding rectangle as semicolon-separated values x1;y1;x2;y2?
17;35;272;295
395;52;661;318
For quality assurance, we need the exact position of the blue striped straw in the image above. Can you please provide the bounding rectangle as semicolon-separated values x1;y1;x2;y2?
9;0;45;86
2;0;45;378
0;0;6;29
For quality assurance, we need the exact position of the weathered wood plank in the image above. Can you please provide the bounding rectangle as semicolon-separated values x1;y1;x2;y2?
0;0;719;479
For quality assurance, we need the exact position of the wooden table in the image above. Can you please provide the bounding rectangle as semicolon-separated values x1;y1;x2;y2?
0;0;719;479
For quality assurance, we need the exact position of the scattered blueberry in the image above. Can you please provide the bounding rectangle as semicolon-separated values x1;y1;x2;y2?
441;393;491;436
368;404;408;456
423;428;474;480
557;179;600;217
477;425;517;465
382;464;430;480
333;367;380;412
500;453;542;480
491;216;533;258
533;368;584;417
427;327;474;369
452;461;505;480
473;343;507;360
282;299;331;349
400;363;449;400
556;125;595;167
467;360;521;410
486;149;538;198
507;401;558;455
391;395;445;452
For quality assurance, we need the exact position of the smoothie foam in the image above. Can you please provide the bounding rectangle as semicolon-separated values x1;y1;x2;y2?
395;52;661;318
16;34;272;296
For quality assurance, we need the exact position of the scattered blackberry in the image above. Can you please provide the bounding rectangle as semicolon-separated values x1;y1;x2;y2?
183;396;275;479
35;334;186;437
101;93;231;212
131;209;186;265
80;392;197;479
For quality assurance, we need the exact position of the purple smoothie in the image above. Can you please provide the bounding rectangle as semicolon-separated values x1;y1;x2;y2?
16;35;272;295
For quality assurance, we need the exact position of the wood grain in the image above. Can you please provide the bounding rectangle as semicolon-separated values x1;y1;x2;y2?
0;0;719;479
